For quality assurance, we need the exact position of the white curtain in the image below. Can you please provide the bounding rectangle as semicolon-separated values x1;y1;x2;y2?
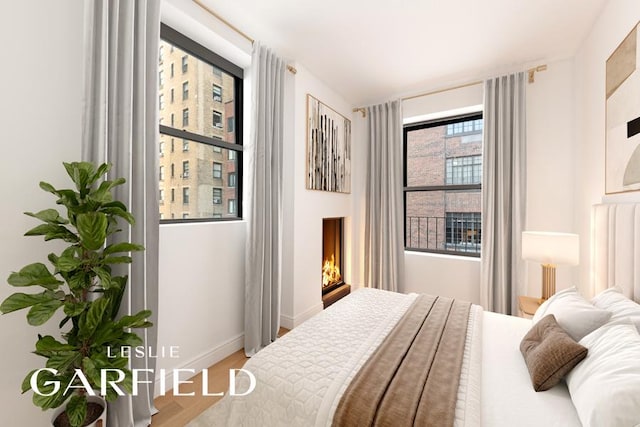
481;72;527;315
244;43;285;356
82;1;160;426
364;101;405;292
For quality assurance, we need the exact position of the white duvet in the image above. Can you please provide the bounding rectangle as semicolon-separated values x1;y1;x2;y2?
189;288;483;427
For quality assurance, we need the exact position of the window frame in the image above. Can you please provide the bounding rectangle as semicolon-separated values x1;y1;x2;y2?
403;112;483;258
159;23;244;223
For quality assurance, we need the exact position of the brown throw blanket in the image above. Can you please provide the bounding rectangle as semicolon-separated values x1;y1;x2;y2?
332;295;472;427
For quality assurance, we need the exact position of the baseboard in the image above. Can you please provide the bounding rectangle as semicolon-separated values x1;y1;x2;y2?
280;313;294;330
154;333;244;397
292;302;324;327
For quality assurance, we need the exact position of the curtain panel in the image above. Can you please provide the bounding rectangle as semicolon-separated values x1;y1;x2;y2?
82;1;161;425
244;43;285;356
364;101;405;292
481;72;527;315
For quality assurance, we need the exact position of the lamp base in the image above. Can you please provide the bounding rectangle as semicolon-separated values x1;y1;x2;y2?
541;264;556;300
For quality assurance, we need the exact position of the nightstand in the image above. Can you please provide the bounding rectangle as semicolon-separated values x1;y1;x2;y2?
518;296;542;319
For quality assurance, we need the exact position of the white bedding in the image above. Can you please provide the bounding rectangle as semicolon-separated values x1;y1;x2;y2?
190;288;482;427
482;311;581;427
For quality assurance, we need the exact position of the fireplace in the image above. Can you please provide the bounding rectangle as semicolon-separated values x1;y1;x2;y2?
322;217;350;308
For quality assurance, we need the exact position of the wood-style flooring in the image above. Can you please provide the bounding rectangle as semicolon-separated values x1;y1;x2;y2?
151;328;289;427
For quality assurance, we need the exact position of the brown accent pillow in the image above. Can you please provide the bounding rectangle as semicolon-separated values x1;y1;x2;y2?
520;314;588;391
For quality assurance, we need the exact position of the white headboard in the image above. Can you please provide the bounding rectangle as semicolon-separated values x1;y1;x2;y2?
592;203;640;302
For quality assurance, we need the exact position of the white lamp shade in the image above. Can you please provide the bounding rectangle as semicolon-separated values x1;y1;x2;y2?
522;231;579;265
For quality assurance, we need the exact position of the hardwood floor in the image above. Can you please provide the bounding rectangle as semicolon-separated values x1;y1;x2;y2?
151;328;289;427
151;349;248;426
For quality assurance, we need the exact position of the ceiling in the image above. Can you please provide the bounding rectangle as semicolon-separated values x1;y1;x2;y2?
198;0;608;105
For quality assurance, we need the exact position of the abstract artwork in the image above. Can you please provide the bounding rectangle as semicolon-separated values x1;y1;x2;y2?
606;21;640;194
306;94;351;193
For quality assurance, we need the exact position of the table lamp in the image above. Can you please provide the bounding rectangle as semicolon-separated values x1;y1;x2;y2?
522;231;579;300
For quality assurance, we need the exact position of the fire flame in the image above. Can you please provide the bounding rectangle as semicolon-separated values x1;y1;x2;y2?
322;254;342;287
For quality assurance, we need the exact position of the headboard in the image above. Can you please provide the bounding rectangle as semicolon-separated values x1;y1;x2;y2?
592;203;640;302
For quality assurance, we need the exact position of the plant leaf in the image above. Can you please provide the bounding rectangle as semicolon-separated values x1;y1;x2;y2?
39;181;57;194
76;212;108;250
24;209;69;225
35;335;76;352
66;394;87;427
116;310;152;329
103;242;144;255
27;300;63;326
54;256;82;272
63;301;86;317
103;256;132;264
80;298;109;339
0;292;55;314
7;263;62;290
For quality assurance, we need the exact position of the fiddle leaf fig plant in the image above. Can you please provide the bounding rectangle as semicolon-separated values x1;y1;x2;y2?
0;161;152;427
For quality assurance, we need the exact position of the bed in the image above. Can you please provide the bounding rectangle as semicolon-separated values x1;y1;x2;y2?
190;203;640;427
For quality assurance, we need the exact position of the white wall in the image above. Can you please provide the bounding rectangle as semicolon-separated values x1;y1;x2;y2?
0;1;83;425
525;58;578;296
280;65;356;327
155;222;245;390
573;0;640;296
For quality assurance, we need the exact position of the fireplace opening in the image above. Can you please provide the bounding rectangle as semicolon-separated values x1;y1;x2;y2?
322;218;344;293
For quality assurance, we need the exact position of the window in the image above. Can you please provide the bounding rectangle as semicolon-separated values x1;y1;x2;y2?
182;160;189;179
170;63;174;78
445;155;482;185
159;141;165;156
182;108;189;127
159;45;164;63
404;113;483;257
159;189;164;202
213;84;222;102
212;162;222;179
159;166;165;181
446;119;483;136
159;94;164;110
213;111;222;128
213;188;222;204
159;24;243;221
159;70;164;87
182;81;189;100
445;212;481;253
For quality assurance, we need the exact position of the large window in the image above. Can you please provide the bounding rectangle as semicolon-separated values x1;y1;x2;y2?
158;24;243;222
404;113;483;257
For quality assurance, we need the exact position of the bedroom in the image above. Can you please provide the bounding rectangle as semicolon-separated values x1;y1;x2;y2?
0;0;639;426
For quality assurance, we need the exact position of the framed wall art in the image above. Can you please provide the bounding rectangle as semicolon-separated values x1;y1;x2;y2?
306;94;351;193
606;21;640;194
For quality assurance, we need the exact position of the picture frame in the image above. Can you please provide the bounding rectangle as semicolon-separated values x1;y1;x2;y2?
605;21;640;194
306;94;351;193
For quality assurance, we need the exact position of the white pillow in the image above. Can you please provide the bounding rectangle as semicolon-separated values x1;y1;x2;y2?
566;323;640;427
532;287;611;341
592;286;640;333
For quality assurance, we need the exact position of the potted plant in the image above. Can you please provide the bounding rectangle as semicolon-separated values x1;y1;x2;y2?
0;162;152;427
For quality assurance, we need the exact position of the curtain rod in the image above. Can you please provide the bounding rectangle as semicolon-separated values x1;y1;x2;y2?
352;64;547;118
192;0;297;75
